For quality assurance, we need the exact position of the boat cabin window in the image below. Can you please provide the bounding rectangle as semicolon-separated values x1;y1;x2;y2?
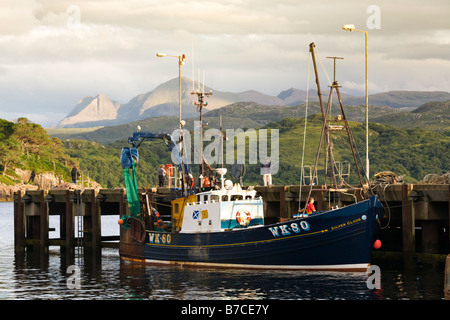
221;195;229;202
211;195;220;202
245;195;253;200
196;194;209;204
230;195;243;201
174;203;179;214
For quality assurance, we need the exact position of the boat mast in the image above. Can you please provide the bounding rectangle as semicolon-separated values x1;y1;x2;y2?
306;42;372;207
191;75;213;188
307;42;337;191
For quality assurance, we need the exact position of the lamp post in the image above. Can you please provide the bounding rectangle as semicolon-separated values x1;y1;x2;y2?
342;24;369;182
156;52;187;196
156;53;186;129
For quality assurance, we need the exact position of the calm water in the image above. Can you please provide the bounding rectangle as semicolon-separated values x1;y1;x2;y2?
0;202;445;300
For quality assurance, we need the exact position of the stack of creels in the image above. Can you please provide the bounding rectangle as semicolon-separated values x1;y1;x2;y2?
421;172;450;184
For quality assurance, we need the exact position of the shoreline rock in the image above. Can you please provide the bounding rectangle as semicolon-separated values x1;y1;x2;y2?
0;169;102;201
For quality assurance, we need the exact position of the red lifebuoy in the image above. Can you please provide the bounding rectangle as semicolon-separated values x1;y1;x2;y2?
236;210;251;226
185;174;194;189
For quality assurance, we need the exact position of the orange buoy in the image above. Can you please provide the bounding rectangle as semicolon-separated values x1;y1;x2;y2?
373;239;382;249
118;219;124;225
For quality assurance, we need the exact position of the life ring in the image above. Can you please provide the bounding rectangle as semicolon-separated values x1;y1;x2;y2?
185;174;194;189
236;210;251;226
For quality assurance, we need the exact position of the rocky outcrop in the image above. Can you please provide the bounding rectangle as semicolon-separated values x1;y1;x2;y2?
0;169;102;201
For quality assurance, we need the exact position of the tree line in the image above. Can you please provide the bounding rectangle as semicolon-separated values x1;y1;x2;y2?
0;118;75;182
1;115;448;189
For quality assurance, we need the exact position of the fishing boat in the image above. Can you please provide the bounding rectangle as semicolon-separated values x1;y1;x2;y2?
118;42;385;271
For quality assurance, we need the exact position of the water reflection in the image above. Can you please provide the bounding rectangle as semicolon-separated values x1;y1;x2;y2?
11;244;374;300
1;200;445;300
372;255;445;300
7;244;446;300
118;262;375;300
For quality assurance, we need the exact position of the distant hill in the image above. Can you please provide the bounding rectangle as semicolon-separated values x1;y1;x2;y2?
342;91;450;109
55;76;450;129
371;100;450;131
58;114;450;189
57;93;120;128
277;88;353;106
49;97;450;145
58;116;180;145
57;77;286;128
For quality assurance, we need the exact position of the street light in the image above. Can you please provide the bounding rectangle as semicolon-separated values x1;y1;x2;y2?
156;52;187;195
342;24;369;182
156;53;186;125
342;24;356;32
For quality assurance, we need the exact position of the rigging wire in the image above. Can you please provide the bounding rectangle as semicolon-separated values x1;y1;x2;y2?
315;46;332;86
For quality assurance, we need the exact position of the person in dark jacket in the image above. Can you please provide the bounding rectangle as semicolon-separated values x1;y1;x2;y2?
71;166;80;184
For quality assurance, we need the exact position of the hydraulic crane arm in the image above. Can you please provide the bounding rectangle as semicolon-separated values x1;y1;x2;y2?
121;130;189;176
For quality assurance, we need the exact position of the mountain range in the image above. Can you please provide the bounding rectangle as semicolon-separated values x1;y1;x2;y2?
57;77;287;128
56;76;450;128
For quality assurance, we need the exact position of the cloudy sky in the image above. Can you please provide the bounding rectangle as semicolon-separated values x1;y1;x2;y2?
0;0;449;126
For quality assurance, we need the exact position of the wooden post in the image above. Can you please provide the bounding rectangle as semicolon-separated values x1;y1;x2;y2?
91;189;100;250
445;254;450;300
421;221;439;254
402;184;415;254
279;186;287;221
315;189;324;212
65;190;74;248
14;191;25;251
39;190;49;247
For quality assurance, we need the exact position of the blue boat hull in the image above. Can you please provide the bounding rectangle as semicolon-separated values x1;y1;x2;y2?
120;195;384;271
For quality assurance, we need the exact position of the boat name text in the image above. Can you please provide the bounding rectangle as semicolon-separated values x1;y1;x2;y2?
268;221;310;237
148;232;171;245
331;218;362;231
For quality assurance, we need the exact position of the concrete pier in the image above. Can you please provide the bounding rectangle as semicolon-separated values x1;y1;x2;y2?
14;188;123;252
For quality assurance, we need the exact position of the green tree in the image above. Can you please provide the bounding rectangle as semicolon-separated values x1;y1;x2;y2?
0;119;21;175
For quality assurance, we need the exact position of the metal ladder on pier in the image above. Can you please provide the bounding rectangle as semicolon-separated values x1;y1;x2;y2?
75;190;84;263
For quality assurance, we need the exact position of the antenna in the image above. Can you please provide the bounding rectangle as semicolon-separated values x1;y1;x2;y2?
191;70;213;188
326;56;344;83
192;42;195;92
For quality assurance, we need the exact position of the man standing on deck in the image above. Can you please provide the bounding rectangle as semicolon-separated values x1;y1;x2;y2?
158;164;166;187
260;158;272;186
306;197;316;214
